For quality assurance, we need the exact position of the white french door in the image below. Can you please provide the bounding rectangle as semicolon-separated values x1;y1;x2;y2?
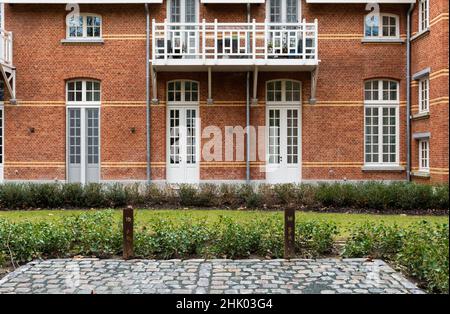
167;107;199;183
67;107;100;184
168;0;199;57
266;106;301;183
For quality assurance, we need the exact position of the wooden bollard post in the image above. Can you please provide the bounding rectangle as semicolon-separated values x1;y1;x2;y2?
123;206;134;260
284;208;295;259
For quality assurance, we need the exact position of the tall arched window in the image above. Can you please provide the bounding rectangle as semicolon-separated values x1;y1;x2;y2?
266;80;301;103
364;79;399;165
167;80;199;103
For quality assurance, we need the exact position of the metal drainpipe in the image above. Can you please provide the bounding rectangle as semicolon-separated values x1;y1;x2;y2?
406;3;415;182
145;3;152;184
246;3;251;183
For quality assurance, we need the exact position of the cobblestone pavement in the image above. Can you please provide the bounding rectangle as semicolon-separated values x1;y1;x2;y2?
0;258;424;294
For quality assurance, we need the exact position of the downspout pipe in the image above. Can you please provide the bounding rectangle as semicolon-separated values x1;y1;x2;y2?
406;3;415;182
246;3;251;183
145;3;152;184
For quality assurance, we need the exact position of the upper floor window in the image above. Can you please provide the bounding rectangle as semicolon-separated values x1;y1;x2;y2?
67;14;102;39
419;139;430;172
267;80;301;103
0;2;4;30
418;77;429;113
364;79;399;165
419;0;429;32
364;13;399;38
67;80;101;103
267;0;300;23
168;0;198;23
168;80;199;103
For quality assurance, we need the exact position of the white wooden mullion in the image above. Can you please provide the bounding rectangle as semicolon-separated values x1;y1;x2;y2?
80;108;87;185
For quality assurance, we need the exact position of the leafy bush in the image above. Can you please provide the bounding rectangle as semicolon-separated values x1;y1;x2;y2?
0;219;71;263
136;217;212;259
343;221;449;294
63;211;122;257
342;223;405;259
296;221;339;257
396;222;449;294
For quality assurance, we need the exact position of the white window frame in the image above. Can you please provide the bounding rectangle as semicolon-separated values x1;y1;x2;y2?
418;139;430;172
0;2;4;30
167;0;199;23
66;80;101;106
364;79;400;166
419;0;430;32
266;0;302;23
167;80;200;105
364;13;400;39
418;77;429;114
266;79;302;104
66;13;102;39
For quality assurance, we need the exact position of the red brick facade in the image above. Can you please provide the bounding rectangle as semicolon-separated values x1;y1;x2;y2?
0;1;448;184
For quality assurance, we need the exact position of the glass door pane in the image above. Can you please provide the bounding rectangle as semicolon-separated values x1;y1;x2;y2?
68;108;81;166
286;109;298;164
268;109;281;164
169;109;181;164
86;108;99;165
186;109;197;164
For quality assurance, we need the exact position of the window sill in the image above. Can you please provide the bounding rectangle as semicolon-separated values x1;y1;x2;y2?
61;38;104;45
411;171;430;178
410;28;430;41
362;165;405;172
412;112;430;120
361;38;404;44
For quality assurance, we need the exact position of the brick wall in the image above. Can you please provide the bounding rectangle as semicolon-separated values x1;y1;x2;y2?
410;0;449;183
1;1;447;183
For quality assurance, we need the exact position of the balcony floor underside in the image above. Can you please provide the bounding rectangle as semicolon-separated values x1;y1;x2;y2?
152;60;319;72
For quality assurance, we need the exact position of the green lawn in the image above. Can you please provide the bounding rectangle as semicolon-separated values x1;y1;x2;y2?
0;209;447;237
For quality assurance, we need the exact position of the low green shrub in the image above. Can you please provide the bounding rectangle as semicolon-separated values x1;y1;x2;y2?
396;222;449;294
83;183;106;208
342;223;405;259
296;221;339;257
61;183;85;208
0;182;448;211
343;221;449;294
0;211;339;264
0;183;30;209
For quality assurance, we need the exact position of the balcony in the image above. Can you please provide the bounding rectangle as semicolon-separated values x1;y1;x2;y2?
0;29;15;101
151;20;319;72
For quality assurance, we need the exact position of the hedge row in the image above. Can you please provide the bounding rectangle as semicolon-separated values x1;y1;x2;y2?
343;222;449;294
0;210;337;263
0;182;448;210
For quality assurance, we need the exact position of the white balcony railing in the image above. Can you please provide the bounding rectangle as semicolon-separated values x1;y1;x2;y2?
0;29;13;66
152;19;318;65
